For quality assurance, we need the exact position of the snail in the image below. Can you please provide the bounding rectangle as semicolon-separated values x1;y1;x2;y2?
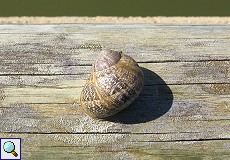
80;49;144;118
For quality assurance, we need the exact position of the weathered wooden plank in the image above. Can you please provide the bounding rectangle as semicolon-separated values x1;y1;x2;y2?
0;133;229;160
0;25;230;64
1;84;229;135
0;24;230;160
1;61;230;84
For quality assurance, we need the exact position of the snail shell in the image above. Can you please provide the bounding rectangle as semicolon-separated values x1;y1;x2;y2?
80;49;144;118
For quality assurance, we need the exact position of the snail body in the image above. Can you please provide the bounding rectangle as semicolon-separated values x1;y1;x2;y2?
80;49;144;118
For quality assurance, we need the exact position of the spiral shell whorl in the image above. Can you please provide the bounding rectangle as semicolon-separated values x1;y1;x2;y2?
80;49;144;118
94;49;121;72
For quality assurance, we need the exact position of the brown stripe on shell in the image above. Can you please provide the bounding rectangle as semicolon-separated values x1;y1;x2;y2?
84;100;112;118
81;82;100;101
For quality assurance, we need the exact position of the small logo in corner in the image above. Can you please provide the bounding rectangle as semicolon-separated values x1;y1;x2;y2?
0;138;21;160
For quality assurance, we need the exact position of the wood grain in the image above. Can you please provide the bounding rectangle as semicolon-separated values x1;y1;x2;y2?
0;24;230;160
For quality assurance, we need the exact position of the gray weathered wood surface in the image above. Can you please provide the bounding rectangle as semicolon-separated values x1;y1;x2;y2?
0;24;230;160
